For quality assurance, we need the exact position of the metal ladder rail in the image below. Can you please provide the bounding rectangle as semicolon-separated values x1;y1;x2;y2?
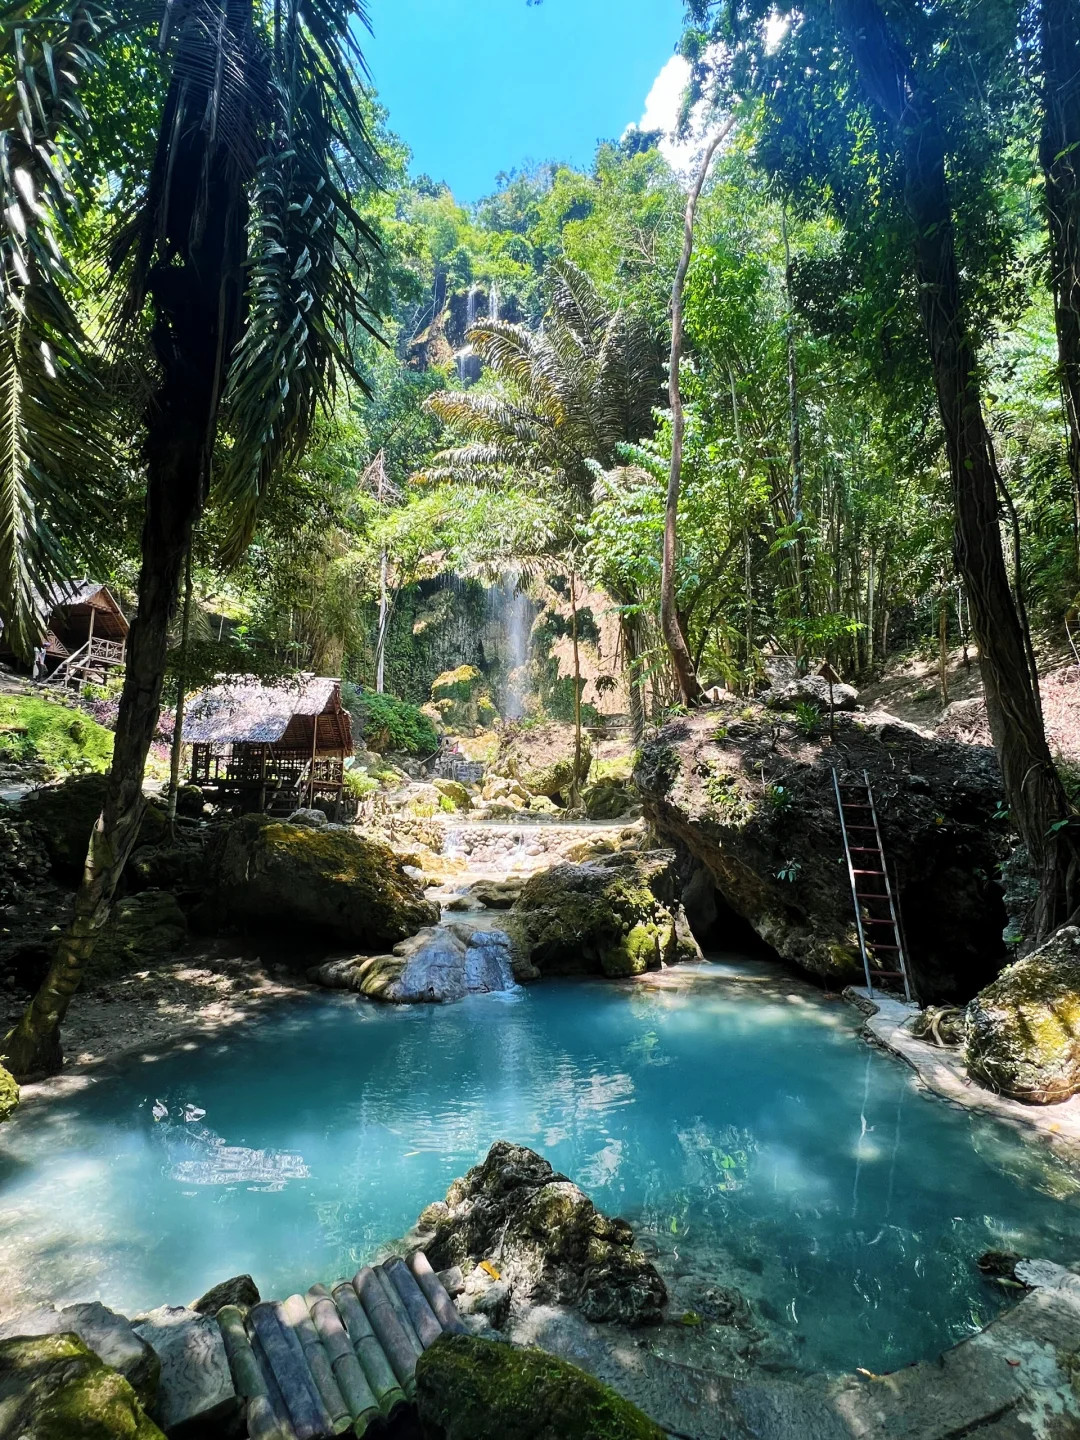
863;770;913;1003
833;768;875;994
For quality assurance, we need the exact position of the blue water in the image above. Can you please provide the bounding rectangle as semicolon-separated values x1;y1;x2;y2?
1;961;1079;1377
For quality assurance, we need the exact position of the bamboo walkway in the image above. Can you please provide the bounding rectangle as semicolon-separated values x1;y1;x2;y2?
218;1251;464;1439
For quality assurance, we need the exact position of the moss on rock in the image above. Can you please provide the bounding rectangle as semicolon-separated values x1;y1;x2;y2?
431;667;497;735
496;722;592;799
965;927;1080;1103
0;1062;19;1122
0;1333;164;1440
89;891;188;980
209;814;439;946
507;852;682;979
415;1334;664;1440
21;775;166;882
582;776;632;821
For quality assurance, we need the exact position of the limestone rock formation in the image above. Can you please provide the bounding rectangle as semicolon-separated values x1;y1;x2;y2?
635;707;1010;1002
582;776;633;821
965;927;1080;1103
131;1306;238;1434
414;1333;665;1440
431;666;497;734
310;925;516;1003
0;1302;160;1407
0;808;49;907
495;722;592;799
0;1333;164;1440
20;774;167;881
206;814;438;946
414;1141;666;1328
507;851;702;980
190;1275;260;1316
761;675;859;712
89;891;187;978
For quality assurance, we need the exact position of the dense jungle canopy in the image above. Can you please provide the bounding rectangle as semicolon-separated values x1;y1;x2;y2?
1;0;1079;1071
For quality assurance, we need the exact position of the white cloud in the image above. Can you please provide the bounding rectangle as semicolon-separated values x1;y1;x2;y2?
624;52;718;179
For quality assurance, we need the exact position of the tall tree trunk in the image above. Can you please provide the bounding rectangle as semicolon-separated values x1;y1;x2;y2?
166;546;195;832
835;0;1077;940
2;444;204;1077
569;570;585;807
1041;0;1080;564
662;117;736;707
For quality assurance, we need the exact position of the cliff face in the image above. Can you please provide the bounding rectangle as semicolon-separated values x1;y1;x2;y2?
635;705;1011;1003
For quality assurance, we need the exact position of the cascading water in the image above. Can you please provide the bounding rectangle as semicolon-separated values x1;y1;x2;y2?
485;568;532;718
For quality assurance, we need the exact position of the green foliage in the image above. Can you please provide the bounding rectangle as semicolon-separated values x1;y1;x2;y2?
702;764;756;826
343;768;379;801
793;703;821;739
0;694;113;774
341;684;439;757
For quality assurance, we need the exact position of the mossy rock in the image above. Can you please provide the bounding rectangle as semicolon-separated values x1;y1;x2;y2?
431;667;496;734
0;1063;19;1122
582;776;632;821
508;852;680;979
965;927;1080;1103
415;1334;664;1440
209;814;439;946
0;1333;164;1440
89;891;188;980
20;775;166;882
496;723;592;799
433;778;471;810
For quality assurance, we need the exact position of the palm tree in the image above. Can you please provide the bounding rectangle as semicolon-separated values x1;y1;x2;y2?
423;260;660;764
0;0;376;1077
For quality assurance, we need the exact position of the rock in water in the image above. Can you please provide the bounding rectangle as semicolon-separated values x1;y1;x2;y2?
207;813;438;946
414;1141;666;1327
190;1275;260;1316
0;1063;18;1122
0;1302;159;1408
507;851;701;980
965;927;1080;1103
0;1333;164;1440
414;1334;664;1440
132;1306;238;1433
309;926;516;1004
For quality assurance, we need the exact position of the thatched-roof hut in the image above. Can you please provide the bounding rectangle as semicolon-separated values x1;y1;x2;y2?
184;675;354;816
1;579;129;683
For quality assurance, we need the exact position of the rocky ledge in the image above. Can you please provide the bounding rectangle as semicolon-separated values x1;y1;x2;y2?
635;704;1011;1002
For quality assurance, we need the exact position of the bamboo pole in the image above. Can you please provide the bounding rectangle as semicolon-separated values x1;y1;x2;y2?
280;1294;351;1435
352;1268;418;1393
330;1280;406;1416
306;1288;380;1435
373;1265;423;1356
249;1302;333;1440
383;1257;442;1349
408;1252;465;1335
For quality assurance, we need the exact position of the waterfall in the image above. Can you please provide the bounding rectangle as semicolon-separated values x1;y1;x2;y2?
466;285;480;329
489;283;500;323
484;568;531;719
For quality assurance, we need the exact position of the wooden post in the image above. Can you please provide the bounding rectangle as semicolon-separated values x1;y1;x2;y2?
260;745;268;813
308;715;319;808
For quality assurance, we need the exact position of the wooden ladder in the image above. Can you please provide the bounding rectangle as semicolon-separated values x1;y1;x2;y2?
832;768;914;1002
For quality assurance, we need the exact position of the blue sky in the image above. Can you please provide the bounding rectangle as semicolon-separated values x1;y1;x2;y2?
363;0;688;202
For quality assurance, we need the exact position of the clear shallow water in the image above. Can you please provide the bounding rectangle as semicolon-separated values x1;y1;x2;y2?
2;961;1079;1377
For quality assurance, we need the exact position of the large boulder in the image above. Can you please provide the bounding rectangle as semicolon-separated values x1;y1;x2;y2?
635;707;1011;1002
89;891;187;979
507;852;701;980
206;814;438;946
131;1306;238;1434
761;674;859;712
20;775;166;882
310;925;516;1004
415;1141;666;1329
0;1334;164;1440
495;723;592;800
431;667;497;735
582;776;632;821
415;1334;664;1440
965;928;1080;1103
0;1303;159;1408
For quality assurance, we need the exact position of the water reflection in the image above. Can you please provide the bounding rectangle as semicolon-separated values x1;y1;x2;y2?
0;965;1078;1377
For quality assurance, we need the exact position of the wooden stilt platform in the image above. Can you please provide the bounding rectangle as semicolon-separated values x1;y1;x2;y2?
218;1252;463;1439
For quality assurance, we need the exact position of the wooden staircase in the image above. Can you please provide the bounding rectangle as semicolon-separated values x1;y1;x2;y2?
832;768;914;1002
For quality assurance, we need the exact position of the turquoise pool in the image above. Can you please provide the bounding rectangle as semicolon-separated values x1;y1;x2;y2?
1;961;1077;1376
